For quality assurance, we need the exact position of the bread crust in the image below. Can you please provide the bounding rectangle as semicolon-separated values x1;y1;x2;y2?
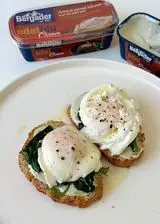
67;105;79;128
101;131;145;167
18;120;103;208
68;105;145;167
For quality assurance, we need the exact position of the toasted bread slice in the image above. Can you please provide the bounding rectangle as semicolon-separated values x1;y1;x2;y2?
18;120;103;208
102;131;145;167
68;105;145;168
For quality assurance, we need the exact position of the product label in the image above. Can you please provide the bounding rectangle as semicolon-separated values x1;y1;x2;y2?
31;36;108;61
129;45;152;62
125;42;160;76
10;1;117;45
36;40;62;48
14;8;54;25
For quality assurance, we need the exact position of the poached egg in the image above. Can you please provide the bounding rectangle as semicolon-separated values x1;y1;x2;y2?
38;125;102;187
70;84;142;156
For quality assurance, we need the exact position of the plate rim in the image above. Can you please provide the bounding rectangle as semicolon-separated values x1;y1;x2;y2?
0;58;160;104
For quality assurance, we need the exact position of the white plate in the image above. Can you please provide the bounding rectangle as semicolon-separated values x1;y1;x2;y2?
1;59;160;224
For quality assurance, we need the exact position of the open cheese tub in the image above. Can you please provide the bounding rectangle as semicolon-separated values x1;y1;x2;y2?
9;0;119;61
117;13;160;77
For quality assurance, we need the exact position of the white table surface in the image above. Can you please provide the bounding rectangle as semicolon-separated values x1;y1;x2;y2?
1;0;159;89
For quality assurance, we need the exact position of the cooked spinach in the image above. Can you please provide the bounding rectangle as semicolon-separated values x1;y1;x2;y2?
72;167;109;193
49;171;102;196
77;111;84;130
77;111;81;121
78;123;84;130
130;138;139;153
23;125;53;173
49;167;109;196
98;167;109;176
73;172;95;193
48;184;70;197
71;168;108;194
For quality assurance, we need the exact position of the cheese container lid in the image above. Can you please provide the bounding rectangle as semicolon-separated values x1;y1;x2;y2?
9;0;119;48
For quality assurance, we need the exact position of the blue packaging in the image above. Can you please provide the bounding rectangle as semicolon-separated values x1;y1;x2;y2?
117;13;160;77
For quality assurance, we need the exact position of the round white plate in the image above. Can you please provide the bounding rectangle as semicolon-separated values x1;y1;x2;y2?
1;59;160;224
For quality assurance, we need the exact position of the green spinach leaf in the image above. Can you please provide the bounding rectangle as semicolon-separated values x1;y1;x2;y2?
98;167;109;176
77;111;84;130
73;172;95;193
48;184;70;197
130;138;139;153
23;125;53;173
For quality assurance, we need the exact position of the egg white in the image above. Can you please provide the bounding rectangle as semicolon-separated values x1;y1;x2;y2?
71;84;142;156
38;125;102;187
